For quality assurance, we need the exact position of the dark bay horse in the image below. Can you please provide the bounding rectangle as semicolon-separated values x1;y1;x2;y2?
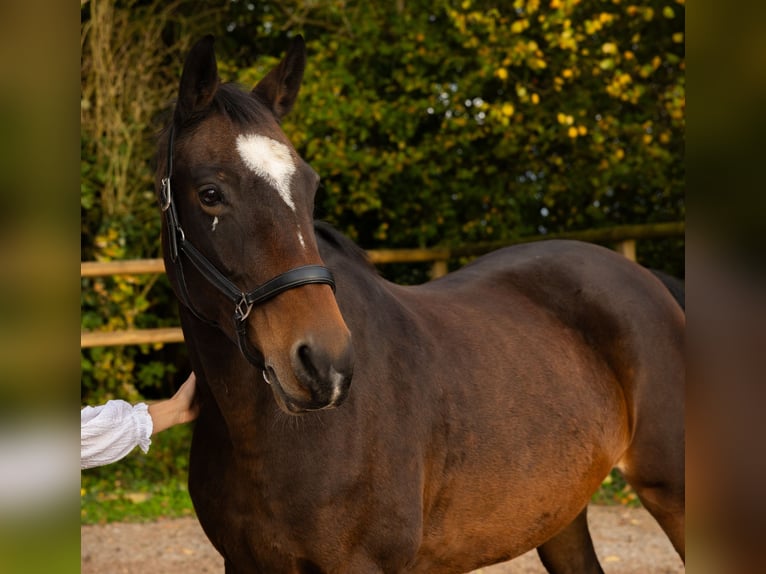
156;35;685;573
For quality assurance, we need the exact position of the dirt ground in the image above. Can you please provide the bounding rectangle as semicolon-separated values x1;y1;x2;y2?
81;504;684;573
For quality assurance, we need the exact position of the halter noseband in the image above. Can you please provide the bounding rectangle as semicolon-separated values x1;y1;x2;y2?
159;125;336;367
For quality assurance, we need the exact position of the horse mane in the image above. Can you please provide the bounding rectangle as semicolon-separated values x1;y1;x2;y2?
313;221;378;273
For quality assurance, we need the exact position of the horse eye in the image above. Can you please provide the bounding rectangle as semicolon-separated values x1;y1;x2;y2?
198;187;224;207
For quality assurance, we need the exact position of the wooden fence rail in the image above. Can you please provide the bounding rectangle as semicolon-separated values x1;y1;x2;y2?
81;221;683;348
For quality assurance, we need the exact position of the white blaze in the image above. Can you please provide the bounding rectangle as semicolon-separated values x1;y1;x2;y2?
236;134;297;211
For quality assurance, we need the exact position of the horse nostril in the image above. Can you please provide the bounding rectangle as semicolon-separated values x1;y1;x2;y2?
293;341;353;406
296;343;320;380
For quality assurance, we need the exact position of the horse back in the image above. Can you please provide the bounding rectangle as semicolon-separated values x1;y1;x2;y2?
423;239;685;434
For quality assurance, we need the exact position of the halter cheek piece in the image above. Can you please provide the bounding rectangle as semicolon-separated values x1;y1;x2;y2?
158;125;336;367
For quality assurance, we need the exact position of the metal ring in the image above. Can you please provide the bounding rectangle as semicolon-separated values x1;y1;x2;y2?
160;178;172;211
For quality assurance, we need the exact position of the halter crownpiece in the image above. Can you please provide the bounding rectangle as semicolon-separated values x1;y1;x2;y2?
159;125;337;367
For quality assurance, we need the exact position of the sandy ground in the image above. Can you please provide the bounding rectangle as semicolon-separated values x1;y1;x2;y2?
81;504;684;573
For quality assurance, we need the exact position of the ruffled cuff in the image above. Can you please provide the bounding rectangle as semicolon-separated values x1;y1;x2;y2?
132;402;153;454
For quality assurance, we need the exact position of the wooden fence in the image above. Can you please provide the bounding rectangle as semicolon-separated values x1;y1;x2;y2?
81;221;683;348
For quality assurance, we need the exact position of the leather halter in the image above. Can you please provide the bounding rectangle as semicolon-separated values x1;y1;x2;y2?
158;125;336;367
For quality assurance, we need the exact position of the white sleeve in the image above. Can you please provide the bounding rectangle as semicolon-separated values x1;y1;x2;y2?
80;400;153;470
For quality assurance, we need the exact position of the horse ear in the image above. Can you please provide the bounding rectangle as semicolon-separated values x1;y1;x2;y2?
252;35;306;120
175;35;220;124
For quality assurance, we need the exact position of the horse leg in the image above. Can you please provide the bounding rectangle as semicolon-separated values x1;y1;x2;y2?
619;418;685;561
620;458;685;562
536;506;604;574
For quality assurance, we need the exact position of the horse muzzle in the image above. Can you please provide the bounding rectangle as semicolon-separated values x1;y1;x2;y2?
263;337;354;414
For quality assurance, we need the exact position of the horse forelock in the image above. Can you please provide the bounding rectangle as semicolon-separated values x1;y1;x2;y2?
157;83;283;175
162;83;285;151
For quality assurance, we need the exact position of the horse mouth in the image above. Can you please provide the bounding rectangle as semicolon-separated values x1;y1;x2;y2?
262;365;338;414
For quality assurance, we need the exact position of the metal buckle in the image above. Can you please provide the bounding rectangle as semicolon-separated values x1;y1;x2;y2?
235;295;253;321
160;177;172;211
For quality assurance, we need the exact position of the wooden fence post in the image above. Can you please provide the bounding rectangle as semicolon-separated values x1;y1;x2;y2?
430;260;448;279
613;239;636;261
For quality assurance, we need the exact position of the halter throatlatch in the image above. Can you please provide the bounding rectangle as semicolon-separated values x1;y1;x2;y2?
159;125;336;367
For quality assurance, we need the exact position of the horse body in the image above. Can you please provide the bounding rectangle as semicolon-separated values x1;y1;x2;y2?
184;225;682;573
159;36;684;573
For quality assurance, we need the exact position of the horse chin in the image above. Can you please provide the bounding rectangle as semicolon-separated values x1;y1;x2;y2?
262;365;338;415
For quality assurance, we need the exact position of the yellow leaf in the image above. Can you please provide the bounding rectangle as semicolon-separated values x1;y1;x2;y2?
124;492;151;504
602;42;617;54
502;103;515;117
511;19;528;33
567;126;579;138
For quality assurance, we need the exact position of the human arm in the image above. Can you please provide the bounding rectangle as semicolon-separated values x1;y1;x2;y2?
80;400;153;470
80;372;199;469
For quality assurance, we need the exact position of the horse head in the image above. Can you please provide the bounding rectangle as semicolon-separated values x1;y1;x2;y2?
156;35;353;414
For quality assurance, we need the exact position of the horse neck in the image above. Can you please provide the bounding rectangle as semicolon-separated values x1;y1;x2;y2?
180;309;275;444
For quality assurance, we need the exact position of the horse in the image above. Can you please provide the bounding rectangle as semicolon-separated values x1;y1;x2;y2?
155;35;685;573
651;269;685;311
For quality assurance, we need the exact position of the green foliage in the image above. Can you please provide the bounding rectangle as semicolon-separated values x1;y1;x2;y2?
229;0;685;258
81;424;196;524
81;266;181;403
80;0;212;406
591;469;640;507
81;476;195;524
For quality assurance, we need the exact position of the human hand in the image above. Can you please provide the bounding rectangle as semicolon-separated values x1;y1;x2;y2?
148;372;200;435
